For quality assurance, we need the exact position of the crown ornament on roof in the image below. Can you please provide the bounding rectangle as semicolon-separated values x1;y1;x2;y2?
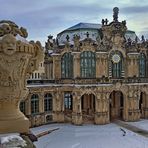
113;7;119;22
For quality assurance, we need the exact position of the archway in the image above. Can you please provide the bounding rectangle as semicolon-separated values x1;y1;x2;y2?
139;92;146;118
81;94;95;123
109;91;124;120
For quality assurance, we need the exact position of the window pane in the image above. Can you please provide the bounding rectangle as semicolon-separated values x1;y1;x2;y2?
80;51;96;78
31;94;39;114
44;93;52;112
64;93;73;110
61;53;73;78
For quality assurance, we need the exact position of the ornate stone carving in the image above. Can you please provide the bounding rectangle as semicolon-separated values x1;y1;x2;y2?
0;20;44;134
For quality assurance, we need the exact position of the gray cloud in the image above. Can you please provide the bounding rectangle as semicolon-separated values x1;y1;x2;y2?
121;6;148;14
1;0;148;45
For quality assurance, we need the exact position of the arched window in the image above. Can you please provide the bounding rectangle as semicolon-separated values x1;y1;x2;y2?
139;53;146;77
80;51;96;78
61;52;73;78
64;92;73;110
44;93;52;112
20;101;25;114
109;51;123;78
31;94;39;114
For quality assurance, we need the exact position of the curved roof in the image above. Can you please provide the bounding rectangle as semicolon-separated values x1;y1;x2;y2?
58;23;101;35
57;22;137;45
66;22;101;30
58;22;135;35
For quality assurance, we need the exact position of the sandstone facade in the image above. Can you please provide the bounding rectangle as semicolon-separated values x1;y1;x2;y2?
23;8;148;127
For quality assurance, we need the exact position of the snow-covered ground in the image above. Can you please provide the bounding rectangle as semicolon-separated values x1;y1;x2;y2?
31;124;59;135
31;123;148;148
127;119;148;131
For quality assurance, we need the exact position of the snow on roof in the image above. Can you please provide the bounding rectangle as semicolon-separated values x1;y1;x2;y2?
67;22;101;30
48;50;53;54
27;83;113;88
58;22;136;35
127;53;140;55
127;83;148;85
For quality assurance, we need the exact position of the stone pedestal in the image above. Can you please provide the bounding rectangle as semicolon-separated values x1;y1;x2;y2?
94;112;109;124
53;111;64;122
0;20;43;134
127;109;140;121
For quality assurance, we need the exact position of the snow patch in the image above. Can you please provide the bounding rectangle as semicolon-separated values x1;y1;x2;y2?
0;133;26;148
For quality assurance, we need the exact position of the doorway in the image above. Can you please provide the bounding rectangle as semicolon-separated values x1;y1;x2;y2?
81;94;95;123
109;91;124;120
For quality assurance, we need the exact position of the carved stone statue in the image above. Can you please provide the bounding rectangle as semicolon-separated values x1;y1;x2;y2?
113;7;119;22
0;20;44;134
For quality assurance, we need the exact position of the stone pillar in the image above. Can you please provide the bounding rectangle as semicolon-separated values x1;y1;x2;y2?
123;94;129;121
72;93;82;125
25;94;31;116
127;55;139;77
73;52;80;78
127;88;140;121
39;92;44;113
52;90;64;122
95;92;109;124
53;55;61;79
0;21;44;134
96;53;108;78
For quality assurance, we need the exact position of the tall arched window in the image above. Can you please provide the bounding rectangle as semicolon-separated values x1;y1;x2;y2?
139;53;146;77
109;51;124;78
31;94;39;114
44;93;52;112
64;92;73;110
80;51;96;78
61;52;73;78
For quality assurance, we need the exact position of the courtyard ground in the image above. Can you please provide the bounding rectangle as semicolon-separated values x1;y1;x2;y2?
31;120;148;148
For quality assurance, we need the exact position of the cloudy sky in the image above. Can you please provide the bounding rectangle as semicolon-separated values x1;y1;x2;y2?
1;0;148;46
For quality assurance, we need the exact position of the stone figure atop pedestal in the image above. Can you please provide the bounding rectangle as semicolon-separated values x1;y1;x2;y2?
113;7;119;22
0;20;44;134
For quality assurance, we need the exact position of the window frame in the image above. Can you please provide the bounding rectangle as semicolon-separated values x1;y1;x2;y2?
80;51;96;78
44;93;52;112
61;52;73;78
31;94;39;114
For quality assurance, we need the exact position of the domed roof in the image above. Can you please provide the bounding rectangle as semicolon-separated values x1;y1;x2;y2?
57;22;138;45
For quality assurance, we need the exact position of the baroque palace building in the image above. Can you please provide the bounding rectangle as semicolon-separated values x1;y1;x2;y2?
21;7;148;127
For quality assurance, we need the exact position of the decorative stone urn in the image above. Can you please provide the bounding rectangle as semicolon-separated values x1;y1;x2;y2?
0;20;44;134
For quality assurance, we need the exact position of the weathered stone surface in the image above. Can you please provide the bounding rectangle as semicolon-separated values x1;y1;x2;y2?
0;20;44;134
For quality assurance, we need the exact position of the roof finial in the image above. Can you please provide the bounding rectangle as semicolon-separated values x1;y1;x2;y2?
86;32;89;38
66;34;70;42
113;7;119;22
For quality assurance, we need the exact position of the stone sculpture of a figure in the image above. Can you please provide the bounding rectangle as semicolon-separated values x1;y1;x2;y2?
113;7;119;22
